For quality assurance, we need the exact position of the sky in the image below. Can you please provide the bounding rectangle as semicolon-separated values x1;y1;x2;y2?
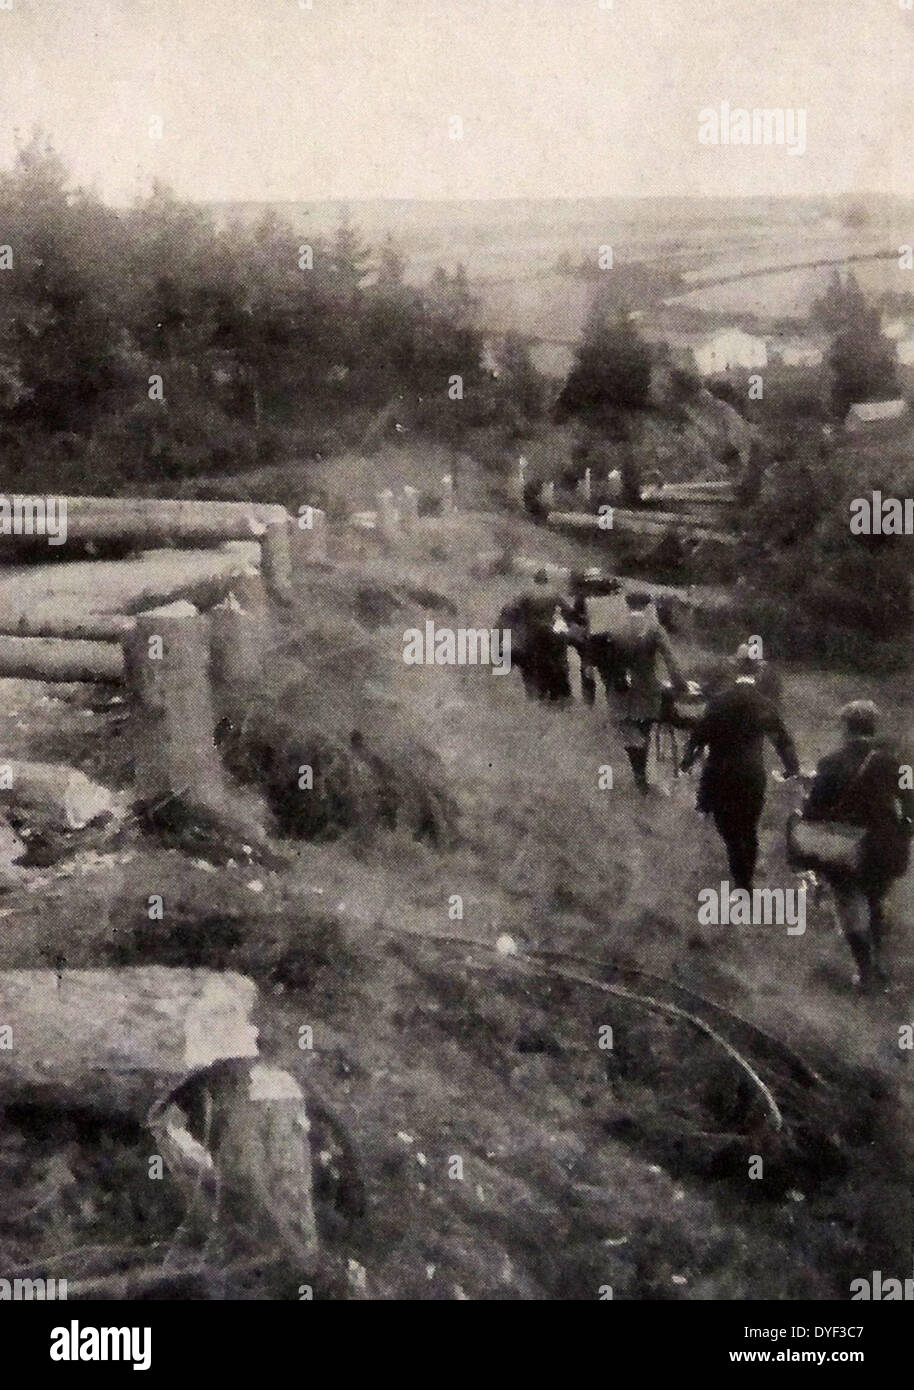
0;0;911;204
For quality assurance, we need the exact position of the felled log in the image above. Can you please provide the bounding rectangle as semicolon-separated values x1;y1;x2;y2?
0;969;319;1260
54;497;290;547
547;509;738;546
0;761;115;829
0;967;260;1119
0;635;124;682
0;612;135;642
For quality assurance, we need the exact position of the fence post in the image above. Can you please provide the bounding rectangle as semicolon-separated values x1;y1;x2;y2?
376;488;398;542
401;485;419;533
288;506;327;566
122;601;224;811
261;518;294;602
211;593;267;686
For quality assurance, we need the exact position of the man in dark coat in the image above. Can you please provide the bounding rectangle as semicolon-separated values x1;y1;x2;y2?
802;700;913;990
498;570;571;703
680;674;799;891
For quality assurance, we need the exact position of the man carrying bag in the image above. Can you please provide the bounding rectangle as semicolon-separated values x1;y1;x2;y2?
789;701;913;992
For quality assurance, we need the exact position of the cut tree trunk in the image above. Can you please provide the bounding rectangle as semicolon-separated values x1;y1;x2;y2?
0;969;319;1260
0;761;116;829
0;636;124;683
0;967;259;1119
0;612;135;642
121;602;224;808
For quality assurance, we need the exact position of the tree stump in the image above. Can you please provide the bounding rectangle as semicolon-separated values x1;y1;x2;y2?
210;593;268;686
376;489;398;542
260;519;294;603
122;602;224;811
288;508;327;566
401;485;419;533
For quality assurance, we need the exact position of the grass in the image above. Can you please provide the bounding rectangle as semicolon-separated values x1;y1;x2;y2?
0;497;911;1298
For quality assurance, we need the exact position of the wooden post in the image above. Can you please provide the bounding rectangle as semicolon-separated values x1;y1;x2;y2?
230;567;270;614
376;488;398;542
288;507;327;567
210;593;267;686
260;519;294;602
606;469;623;501
122;601;224;810
541;481;555;510
517;456;528;500
401;485;419;533
441;474;455;514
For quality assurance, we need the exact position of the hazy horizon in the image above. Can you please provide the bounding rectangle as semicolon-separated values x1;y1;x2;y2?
1;0;910;205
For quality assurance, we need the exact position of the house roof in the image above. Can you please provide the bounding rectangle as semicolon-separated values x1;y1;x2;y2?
846;398;908;423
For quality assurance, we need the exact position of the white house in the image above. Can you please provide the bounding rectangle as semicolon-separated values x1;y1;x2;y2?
693;328;768;377
774;338;824;369
882;317;911;341
896;336;914;367
845;398;908;431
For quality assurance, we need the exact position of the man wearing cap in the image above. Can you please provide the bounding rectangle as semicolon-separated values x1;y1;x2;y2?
802;701;913;991
612;590;686;792
680;668;799;891
722;641;783;709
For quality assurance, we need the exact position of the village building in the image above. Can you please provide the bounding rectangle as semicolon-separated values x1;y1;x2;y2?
771;337;824;368
692;327;768;376
844;398;909;431
895;336;914;368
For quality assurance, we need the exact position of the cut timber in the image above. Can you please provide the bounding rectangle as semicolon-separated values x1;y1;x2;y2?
0;612;135;642
56;497;290;546
229;567;270;614
0;761;115;829
122;602;224;807
0;968;259;1120
547;509;738;546
0;635;124;683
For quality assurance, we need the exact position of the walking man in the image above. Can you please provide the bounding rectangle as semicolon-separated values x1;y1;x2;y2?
612;590;686;793
802;700;913;991
680;670;799;890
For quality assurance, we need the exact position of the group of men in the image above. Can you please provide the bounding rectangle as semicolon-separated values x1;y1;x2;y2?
499;568;913;993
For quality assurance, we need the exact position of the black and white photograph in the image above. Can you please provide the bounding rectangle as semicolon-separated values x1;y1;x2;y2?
0;0;912;1356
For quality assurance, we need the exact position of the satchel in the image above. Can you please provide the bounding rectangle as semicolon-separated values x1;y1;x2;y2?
786;812;866;875
786;750;876;876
